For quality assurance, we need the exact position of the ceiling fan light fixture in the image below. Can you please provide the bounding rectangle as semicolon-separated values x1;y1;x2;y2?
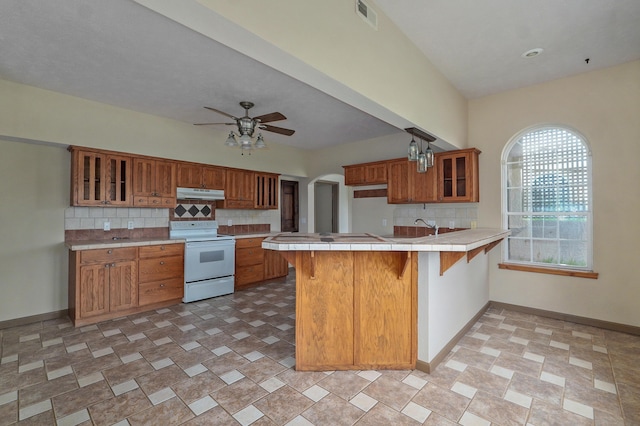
254;133;266;149
225;132;238;147
239;133;252;145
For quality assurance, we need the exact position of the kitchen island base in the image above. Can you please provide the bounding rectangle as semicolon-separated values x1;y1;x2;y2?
283;250;417;371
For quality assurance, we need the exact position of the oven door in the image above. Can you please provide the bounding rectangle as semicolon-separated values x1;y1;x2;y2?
184;240;235;283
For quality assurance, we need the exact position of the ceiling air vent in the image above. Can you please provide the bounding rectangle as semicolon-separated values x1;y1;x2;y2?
356;0;378;30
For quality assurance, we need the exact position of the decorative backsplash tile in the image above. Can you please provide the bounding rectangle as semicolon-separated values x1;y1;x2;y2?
174;203;212;219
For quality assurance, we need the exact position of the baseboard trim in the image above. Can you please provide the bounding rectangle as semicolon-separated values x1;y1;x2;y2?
490;301;640;336
0;310;69;331
415;301;491;374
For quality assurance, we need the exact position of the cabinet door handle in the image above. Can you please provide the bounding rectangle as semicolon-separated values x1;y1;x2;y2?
160;261;165;265
107;250;112;254
160;284;165;288
160;246;165;250
105;264;110;268
111;263;115;267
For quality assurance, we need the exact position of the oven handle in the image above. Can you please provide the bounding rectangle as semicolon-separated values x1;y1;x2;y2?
186;240;236;249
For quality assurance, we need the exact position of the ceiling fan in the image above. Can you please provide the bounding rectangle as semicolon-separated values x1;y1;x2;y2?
194;101;295;137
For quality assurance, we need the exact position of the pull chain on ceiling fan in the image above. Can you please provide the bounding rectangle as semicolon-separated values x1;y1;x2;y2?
194;101;295;152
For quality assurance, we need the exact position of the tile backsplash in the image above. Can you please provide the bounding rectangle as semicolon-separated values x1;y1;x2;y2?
393;203;478;229
64;205;280;236
215;209;280;232
64;207;169;230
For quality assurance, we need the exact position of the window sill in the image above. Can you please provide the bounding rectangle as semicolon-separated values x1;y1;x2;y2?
498;263;599;279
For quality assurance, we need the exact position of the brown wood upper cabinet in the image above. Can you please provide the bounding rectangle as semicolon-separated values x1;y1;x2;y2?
177;163;226;190
387;158;437;204
436;148;480;202
343;161;388;186
70;148;133;206
217;168;255;209
132;158;177;207
344;148;480;204
255;173;279;209
70;146;280;210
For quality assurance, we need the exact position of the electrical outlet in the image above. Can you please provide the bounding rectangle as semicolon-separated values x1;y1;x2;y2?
127;221;134;230
427;220;436;227
382;218;387;227
471;220;477;229
449;220;455;229
227;219;233;226
103;221;111;231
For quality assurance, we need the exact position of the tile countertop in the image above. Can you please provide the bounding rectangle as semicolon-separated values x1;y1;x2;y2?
66;238;184;251
262;228;510;252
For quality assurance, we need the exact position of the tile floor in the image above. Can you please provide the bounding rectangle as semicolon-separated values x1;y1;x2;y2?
1;272;639;425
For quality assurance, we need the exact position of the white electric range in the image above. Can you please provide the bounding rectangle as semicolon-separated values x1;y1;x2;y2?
169;221;235;303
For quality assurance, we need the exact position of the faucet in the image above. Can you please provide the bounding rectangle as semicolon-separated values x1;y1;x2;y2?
414;218;439;236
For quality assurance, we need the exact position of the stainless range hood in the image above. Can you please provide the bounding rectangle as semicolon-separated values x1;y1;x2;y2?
176;187;225;201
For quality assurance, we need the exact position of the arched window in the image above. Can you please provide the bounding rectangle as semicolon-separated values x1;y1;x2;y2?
502;126;593;270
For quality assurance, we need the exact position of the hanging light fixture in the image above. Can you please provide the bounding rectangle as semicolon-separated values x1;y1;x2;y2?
425;141;434;168
408;137;418;161
405;127;436;173
417;139;427;173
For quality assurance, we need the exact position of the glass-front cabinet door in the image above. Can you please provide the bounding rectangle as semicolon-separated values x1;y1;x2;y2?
436;148;480;202
72;149;132;206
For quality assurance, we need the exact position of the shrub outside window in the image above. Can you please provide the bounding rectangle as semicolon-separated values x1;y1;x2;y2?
502;126;593;270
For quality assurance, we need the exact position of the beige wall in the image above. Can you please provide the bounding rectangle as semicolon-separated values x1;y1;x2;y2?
0;140;70;322
469;60;640;326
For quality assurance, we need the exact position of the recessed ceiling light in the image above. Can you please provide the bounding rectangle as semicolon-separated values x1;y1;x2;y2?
521;48;544;58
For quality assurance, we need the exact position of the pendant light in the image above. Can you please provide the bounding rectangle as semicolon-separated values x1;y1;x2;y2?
408;137;418;161
417;139;427;173
425;141;434;168
405;127;436;173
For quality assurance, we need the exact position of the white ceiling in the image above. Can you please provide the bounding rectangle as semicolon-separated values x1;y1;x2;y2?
1;1;639;150
375;0;640;99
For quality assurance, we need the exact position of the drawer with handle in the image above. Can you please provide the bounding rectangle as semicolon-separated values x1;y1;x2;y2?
138;278;183;306
139;244;183;258
80;247;137;264
139;255;183;282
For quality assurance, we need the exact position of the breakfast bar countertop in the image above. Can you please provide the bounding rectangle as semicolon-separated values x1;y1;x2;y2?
263;228;510;252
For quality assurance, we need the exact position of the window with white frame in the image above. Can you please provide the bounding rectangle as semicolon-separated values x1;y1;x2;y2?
503;126;593;270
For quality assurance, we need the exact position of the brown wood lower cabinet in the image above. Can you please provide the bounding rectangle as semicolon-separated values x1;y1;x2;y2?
68;243;184;326
235;237;288;288
292;250;417;371
138;244;184;306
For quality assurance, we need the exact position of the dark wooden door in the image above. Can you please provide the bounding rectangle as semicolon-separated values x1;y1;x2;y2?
281;180;299;232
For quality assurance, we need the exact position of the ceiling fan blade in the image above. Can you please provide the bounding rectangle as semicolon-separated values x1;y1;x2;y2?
261;124;295;136
253;112;286;123
193;122;235;126
204;106;237;120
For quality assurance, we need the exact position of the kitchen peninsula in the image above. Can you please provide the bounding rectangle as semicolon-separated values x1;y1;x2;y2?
263;228;509;372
